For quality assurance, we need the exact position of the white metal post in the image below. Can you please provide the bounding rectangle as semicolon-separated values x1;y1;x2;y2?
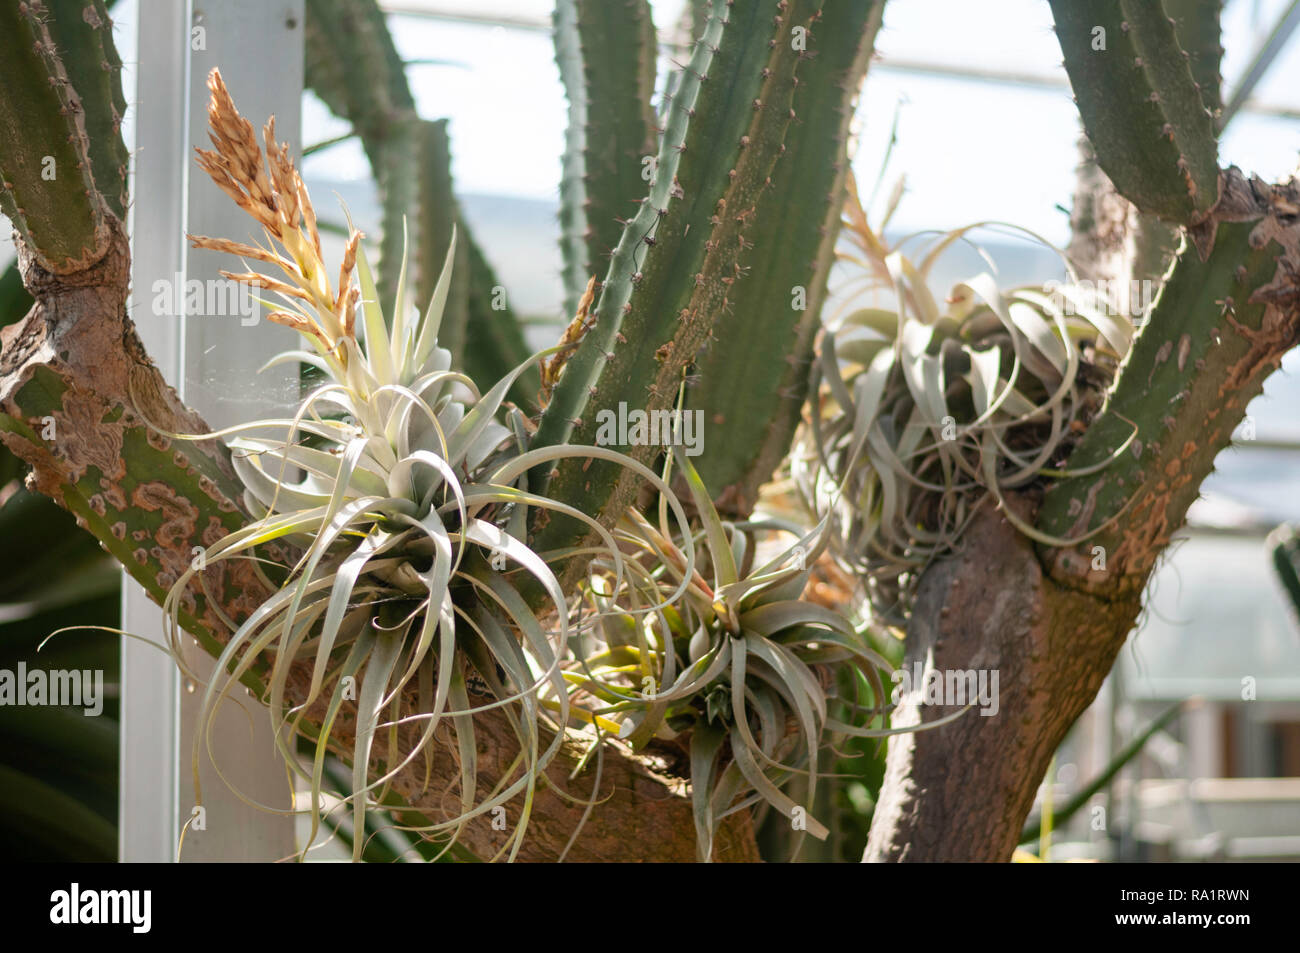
121;0;187;865
123;0;304;862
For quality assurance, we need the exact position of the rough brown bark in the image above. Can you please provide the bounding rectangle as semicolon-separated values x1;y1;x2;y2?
1067;136;1177;300
864;499;1141;861
0;219;758;862
377;690;759;861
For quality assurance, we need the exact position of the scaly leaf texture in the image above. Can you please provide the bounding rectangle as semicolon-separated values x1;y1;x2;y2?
1051;0;1219;224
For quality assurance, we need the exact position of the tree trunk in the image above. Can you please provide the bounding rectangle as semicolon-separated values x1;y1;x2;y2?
867;167;1300;861
864;499;1141;861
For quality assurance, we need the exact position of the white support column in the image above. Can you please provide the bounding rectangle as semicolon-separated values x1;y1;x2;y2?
1184;697;1222;780
123;0;304;862
120;0;188;865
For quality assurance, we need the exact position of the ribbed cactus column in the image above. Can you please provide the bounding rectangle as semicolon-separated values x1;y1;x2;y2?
554;0;659;317
41;0;129;221
867;0;1300;863
415;119;469;365
1051;0;1220;224
1040;0;1291;588
689;0;884;512
0;1;112;274
533;0;838;565
1039;173;1300;591
533;0;736;466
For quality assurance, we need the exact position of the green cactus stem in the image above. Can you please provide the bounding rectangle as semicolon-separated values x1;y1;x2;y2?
1166;0;1224;118
303;0;534;401
1038;168;1300;595
415;118;469;364
1051;0;1220;225
42;0;129;221
554;0;589;318
1269;525;1300;624
532;0;829;570
0;1;110;273
463;235;541;411
690;0;884;513
556;0;658;316
531;0;735;462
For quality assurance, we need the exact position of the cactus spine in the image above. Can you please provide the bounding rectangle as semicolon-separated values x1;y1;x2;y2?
1051;0;1219;224
555;0;658;317
689;0;884;510
0;1;114;273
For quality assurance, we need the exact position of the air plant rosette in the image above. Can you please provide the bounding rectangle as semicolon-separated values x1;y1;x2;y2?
165;71;700;861
561;447;952;861
161;71;909;863
795;172;1139;625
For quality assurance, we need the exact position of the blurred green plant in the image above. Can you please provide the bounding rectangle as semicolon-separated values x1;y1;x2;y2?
0;488;120;861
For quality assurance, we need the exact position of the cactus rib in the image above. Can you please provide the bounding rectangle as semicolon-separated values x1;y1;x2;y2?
1039;168;1300;592
1050;0;1220;225
690;0;884;512
0;0;110;273
533;0;827;565
532;0;734;461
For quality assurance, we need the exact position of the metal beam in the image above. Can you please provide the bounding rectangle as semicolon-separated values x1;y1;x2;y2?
374;2;1300;123
121;0;187;865
1220;0;1300;130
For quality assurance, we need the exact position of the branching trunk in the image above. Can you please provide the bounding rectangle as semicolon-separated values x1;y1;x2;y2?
865;501;1141;861
0;221;756;862
867;167;1300;862
9;0;1297;867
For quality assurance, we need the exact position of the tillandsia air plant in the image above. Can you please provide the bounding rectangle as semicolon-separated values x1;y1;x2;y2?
795;172;1141;624
558;447;951;862
162;71;701;862
8;0;1300;867
154;71;922;864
